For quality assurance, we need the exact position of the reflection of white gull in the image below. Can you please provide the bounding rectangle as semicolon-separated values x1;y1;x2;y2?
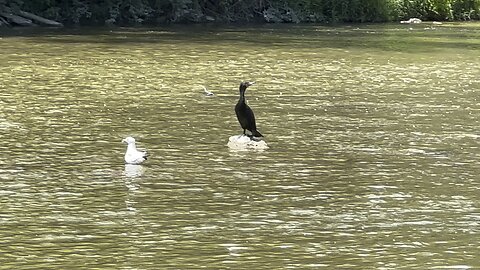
123;164;145;178
122;137;148;164
202;86;214;96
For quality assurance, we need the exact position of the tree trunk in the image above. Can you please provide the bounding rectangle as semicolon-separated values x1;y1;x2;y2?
0;16;10;27
18;10;63;27
0;12;35;26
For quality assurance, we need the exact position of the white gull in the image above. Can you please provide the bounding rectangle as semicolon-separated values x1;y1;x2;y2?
122;136;148;164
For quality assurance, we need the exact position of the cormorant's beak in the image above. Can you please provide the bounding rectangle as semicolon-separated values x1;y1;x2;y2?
247;81;256;86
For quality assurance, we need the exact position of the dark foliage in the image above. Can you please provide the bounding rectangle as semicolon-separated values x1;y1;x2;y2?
1;0;479;25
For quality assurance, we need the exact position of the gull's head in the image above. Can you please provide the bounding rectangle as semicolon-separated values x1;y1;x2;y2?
122;136;136;144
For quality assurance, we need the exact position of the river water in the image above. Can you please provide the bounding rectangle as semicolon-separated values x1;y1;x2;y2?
0;23;479;269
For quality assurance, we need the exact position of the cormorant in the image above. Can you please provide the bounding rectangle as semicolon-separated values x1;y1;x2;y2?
122;137;148;164
235;81;264;138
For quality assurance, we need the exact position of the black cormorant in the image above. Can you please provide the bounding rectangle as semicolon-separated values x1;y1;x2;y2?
235;81;264;138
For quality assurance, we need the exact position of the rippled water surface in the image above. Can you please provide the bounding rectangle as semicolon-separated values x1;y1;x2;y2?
1;23;479;269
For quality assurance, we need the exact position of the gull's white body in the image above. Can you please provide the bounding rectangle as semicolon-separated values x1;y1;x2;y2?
122;137;148;164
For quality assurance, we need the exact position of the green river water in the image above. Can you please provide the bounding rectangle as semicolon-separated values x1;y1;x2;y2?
0;23;479;269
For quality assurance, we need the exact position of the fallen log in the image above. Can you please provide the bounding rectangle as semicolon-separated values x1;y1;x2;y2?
0;16;10;27
18;10;63;27
0;12;35;26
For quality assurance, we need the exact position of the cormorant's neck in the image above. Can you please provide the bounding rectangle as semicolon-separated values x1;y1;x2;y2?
239;88;246;103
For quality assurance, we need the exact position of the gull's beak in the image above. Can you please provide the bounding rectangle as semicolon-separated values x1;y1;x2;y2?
122;139;126;143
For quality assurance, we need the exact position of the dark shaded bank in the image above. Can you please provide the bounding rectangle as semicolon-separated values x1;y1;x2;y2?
1;0;479;27
0;8;63;27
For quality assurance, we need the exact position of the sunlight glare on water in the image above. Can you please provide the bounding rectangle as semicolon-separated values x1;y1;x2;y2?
0;23;479;269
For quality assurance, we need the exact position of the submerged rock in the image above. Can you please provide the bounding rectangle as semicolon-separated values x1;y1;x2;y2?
227;135;268;150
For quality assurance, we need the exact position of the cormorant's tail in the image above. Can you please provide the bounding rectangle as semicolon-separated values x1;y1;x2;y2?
252;130;263;138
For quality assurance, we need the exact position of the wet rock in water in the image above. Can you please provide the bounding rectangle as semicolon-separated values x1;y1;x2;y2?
227;135;268;150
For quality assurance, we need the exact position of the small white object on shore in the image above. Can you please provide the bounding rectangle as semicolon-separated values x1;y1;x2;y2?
227;135;268;150
400;18;422;24
122;136;148;164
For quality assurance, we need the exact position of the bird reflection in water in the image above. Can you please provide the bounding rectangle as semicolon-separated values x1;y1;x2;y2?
123;164;145;213
123;164;145;179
